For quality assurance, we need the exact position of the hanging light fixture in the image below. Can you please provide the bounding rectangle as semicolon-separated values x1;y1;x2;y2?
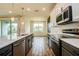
11;3;15;21
21;7;24;16
21;7;24;25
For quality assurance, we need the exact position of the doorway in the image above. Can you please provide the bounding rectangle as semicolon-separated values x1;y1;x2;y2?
31;21;47;36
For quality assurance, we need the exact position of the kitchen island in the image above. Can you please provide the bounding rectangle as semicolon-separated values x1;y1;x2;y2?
0;33;33;56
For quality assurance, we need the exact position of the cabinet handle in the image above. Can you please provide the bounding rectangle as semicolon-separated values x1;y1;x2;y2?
13;42;21;47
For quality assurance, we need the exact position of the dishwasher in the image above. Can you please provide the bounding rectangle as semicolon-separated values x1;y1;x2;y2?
13;39;25;56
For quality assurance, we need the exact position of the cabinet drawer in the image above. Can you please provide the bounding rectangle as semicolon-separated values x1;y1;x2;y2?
62;41;79;55
62;47;73;56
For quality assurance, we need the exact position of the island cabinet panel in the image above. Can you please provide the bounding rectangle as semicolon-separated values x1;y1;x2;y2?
0;44;12;56
0;34;33;56
25;37;29;55
25;34;33;55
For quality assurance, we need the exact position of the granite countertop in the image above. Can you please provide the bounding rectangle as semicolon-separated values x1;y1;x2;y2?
60;38;79;49
48;33;62;41
48;33;79;49
0;33;32;49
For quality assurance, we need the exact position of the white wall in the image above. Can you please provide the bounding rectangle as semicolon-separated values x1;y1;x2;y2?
50;3;79;34
25;16;31;34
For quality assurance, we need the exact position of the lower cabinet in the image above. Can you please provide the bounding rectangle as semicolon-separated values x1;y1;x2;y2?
48;34;60;56
62;47;72;56
13;34;33;56
48;35;52;48
51;40;59;56
25;37;29;55
0;44;13;56
0;34;33;56
25;34;33;55
60;40;79;56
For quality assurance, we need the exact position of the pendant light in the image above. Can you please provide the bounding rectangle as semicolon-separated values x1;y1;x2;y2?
21;7;24;25
11;3;14;22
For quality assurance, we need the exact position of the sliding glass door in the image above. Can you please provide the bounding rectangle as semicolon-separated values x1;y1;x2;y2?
1;19;11;39
0;18;18;40
11;19;17;39
0;20;1;37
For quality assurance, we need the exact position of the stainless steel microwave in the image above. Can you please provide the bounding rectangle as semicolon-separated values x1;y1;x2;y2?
56;6;72;25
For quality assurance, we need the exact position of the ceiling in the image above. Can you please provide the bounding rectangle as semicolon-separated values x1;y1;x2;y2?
0;3;56;18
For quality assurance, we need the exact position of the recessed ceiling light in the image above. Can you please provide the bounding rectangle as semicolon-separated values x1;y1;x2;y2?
11;17;14;21
42;8;46;11
34;10;39;12
21;22;24;25
9;11;12;13
27;8;30;11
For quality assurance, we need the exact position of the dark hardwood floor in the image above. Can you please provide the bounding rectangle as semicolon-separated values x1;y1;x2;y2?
27;37;54;56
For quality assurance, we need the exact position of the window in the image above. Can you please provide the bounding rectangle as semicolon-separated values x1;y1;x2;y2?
33;22;43;32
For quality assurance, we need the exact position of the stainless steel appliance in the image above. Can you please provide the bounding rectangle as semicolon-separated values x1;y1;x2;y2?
56;6;72;25
13;39;25;56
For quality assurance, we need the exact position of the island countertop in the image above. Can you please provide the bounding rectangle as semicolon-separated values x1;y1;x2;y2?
0;33;33;49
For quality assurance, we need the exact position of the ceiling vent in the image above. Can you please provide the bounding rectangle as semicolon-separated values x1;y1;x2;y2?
34;10;39;12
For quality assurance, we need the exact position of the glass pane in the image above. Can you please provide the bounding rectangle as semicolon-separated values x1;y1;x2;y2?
33;23;38;32
38;23;43;32
0;20;1;37
11;18;17;39
33;22;44;32
1;19;11;39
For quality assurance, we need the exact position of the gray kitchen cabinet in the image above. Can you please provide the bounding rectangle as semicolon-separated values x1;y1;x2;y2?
48;34;60;56
0;34;33;56
0;44;13;56
25;34;33;55
62;47;72;56
25;36;29;55
48;35;52;48
60;40;79;56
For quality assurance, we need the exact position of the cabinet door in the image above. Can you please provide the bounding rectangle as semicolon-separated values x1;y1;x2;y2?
48;36;52;48
0;44;12;56
25;37;28;55
51;40;59;56
28;37;31;49
62;47;73;56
